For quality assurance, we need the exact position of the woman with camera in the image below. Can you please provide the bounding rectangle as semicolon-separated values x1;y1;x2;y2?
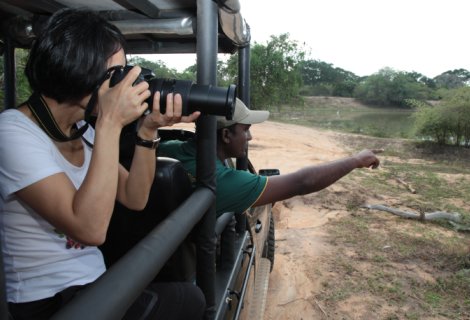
0;9;204;320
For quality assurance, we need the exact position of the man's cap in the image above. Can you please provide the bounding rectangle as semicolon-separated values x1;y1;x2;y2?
216;98;270;129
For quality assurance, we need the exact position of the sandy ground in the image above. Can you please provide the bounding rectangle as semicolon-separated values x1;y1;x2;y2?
247;121;371;320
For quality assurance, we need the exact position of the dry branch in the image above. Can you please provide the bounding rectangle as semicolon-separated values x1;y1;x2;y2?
362;204;461;223
395;178;416;194
314;299;328;317
449;221;470;232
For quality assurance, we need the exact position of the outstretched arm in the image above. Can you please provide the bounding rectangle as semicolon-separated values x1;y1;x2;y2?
253;149;380;207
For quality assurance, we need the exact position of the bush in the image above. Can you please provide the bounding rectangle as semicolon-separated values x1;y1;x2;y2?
413;87;470;147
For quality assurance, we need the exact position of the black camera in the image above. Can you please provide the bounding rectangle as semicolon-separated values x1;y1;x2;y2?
109;65;236;120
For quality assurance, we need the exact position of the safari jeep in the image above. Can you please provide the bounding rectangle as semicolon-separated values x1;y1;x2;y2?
0;0;277;319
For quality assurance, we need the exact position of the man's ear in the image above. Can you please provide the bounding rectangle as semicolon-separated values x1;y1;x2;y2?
221;128;231;144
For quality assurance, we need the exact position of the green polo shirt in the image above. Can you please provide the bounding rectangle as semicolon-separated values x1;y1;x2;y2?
159;139;268;216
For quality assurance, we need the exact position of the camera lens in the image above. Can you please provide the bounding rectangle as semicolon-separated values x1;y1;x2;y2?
186;83;236;120
148;79;235;120
110;65;236;119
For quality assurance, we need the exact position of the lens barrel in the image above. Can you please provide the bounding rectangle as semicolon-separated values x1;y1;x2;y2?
110;65;236;120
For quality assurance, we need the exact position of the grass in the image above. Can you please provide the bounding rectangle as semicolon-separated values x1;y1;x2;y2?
273;96;470;319
321;211;470;318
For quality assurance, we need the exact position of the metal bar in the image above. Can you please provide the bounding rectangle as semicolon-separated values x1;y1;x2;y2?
0;238;8;320
51;188;214;320
237;45;251;106
235;44;251;171
233;244;255;319
112;18;194;36
3;37;16;109
214;232;252;320
195;0;218;318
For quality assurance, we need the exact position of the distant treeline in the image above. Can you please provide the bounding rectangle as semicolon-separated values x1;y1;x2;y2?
1;33;469;146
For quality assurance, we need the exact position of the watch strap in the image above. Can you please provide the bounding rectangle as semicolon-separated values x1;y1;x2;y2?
135;133;160;149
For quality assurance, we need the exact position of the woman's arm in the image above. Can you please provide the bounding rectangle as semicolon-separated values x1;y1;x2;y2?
15;67;152;246
116;92;199;210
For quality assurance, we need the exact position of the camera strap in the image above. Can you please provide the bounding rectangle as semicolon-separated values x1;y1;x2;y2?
26;92;90;142
26;67;123;143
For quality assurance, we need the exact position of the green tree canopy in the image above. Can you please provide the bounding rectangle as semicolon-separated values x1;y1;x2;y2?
433;69;470;89
225;33;305;110
128;56;182;79
354;67;433;107
414;87;470;146
299;59;359;97
0;49;30;109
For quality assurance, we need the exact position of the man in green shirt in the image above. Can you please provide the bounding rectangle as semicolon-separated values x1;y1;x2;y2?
159;99;380;217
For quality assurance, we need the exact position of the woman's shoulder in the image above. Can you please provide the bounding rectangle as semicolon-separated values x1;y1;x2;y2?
0;108;26;121
0;109;40;133
0;109;51;146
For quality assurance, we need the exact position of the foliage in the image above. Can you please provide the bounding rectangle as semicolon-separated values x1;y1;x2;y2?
299;59;359;97
216;59;235;87
225;33;305;110
414;104;452;144
433;69;470;89
353;68;433;107
178;60;234;88
414;87;470;146
127;56;189;80
0;48;31;110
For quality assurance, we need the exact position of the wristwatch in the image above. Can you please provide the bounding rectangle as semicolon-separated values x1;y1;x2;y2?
135;133;161;149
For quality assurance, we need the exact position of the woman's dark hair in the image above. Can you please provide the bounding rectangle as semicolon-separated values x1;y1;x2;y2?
25;9;127;103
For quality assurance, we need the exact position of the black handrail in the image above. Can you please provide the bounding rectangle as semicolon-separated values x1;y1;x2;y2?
51;188;214;320
0;238;9;320
194;0;219;318
3;37;16;109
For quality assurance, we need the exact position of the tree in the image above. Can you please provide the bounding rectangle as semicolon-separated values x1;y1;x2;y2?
354;68;394;106
433;69;470;89
299;59;359;97
443;87;470;146
128;56;180;79
0;48;30;110
354;68;432;107
225;33;305;110
413;103;452;144
413;87;470;147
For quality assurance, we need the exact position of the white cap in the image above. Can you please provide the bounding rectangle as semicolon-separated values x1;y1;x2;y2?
216;98;270;129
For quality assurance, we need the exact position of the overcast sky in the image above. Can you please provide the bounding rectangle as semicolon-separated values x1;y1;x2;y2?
143;0;469;78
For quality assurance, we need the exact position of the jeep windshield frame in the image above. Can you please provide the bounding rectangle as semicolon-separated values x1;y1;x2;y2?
0;1;252;319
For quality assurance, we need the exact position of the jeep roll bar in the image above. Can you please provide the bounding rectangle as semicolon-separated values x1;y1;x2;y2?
0;0;252;319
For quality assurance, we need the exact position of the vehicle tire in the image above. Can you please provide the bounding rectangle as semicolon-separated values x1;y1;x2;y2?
264;215;275;272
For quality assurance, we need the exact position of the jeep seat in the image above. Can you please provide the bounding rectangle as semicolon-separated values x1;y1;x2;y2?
99;157;195;277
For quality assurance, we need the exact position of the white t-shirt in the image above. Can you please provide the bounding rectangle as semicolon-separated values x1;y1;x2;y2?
0;109;106;303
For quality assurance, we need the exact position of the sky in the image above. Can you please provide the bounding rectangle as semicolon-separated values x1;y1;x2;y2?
142;0;470;78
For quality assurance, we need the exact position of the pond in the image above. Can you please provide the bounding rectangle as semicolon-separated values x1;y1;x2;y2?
270;105;415;139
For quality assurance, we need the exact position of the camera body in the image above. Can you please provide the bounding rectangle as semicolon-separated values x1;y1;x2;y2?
109;65;236;120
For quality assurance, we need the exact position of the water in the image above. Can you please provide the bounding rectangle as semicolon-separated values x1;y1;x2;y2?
271;106;415;139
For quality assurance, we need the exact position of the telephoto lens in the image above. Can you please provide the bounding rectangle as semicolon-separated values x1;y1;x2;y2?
109;65;236;120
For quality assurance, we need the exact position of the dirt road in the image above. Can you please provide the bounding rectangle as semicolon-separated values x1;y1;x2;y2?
248;121;371;320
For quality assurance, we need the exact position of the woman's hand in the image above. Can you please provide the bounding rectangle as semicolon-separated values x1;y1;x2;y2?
138;91;200;138
96;66;151;129
119;91;200;211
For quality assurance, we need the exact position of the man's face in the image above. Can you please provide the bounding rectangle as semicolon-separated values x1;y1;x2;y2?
227;123;252;158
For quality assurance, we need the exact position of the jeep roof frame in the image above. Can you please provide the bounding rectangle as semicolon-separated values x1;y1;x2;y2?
0;1;252;319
